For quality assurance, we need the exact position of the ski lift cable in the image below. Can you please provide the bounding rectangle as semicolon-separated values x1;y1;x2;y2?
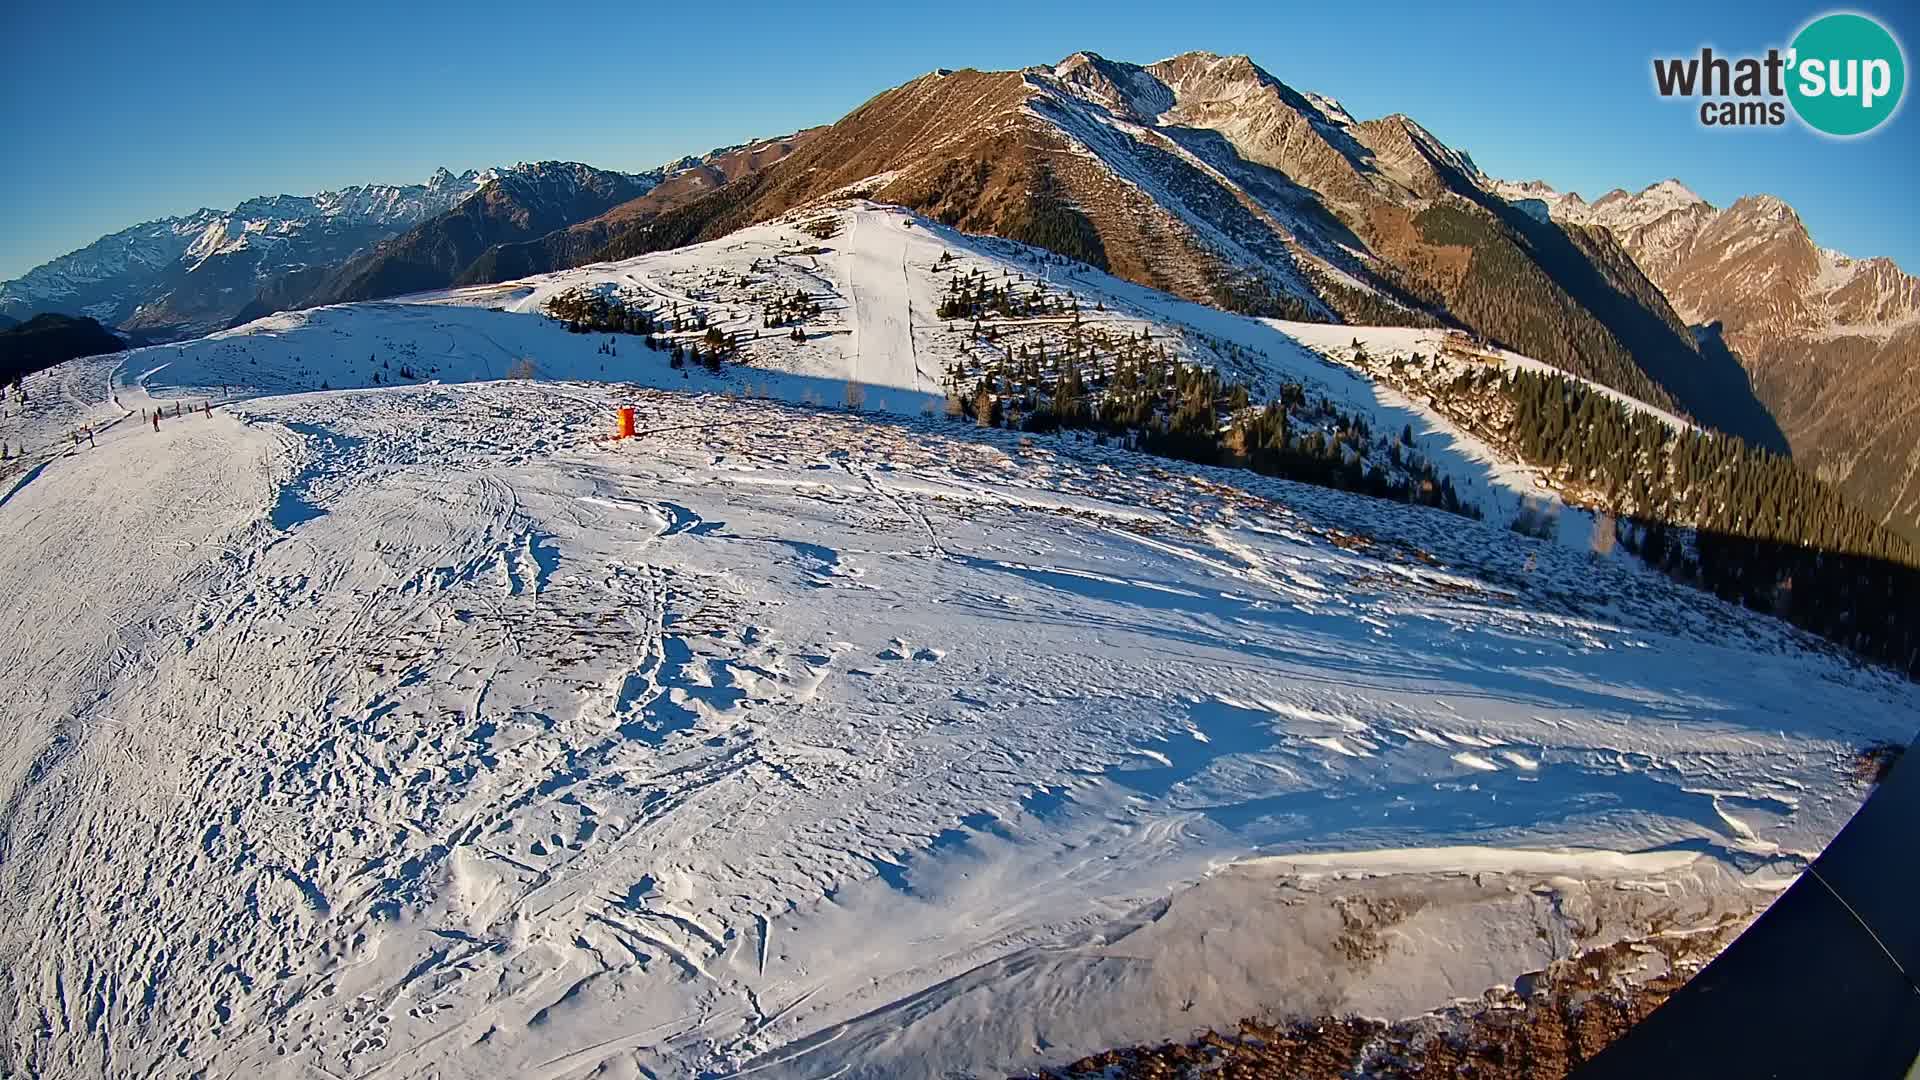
1804;863;1920;997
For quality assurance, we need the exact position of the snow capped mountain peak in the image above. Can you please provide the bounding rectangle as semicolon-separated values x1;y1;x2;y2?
0;213;220;318
1559;178;1718;238
1490;168;1920;527
1364;112;1486;184
1486;178;1598;224
477;160;654;193
1159;49;1264;79
1642;177;1705;208
463;162;657;218
1568;177;1903;321
1052;49;1107;76
0;166;500;331
1041;47;1492;209
1147;49;1282;104
1564;179;1711;229
2;142;782;337
1302;91;1355;127
182;216;242;268
1046;50;1176;121
1727;192;1797;224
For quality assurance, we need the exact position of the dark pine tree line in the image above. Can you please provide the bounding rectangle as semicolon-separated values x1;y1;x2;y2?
1412;204;1680;413
545;288;659;336
544;288;742;374
763;290;822;328
936;265;1081;323
1410;358;1920;677
944;317;1478;521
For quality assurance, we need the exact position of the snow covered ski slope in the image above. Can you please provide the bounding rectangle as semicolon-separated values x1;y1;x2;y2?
64;204;1662;541
1;205;1915;1079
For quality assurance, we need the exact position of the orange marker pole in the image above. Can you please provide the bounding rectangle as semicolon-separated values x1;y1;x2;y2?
616;406;635;439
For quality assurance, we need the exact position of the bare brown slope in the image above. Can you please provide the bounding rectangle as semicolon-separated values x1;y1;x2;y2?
598;64;1395;318
1746;327;1920;541
595;67;1274;308
590;132;821;231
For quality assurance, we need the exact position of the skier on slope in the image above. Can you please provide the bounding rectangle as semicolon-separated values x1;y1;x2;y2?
152;411;160;433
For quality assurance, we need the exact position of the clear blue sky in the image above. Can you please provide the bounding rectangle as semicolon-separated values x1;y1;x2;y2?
2;0;1914;281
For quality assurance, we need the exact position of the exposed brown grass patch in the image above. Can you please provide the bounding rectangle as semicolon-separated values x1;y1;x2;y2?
1852;741;1906;786
1016;922;1745;1080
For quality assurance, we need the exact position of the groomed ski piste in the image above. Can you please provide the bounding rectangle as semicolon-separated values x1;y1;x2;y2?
2;204;1914;1079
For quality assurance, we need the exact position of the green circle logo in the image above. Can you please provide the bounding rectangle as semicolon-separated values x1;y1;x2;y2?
1788;13;1906;136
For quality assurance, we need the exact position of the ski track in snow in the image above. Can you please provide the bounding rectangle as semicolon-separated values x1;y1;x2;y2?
0;206;1915;1080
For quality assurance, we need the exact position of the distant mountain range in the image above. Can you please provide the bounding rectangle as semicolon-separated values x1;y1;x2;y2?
0;169;493;336
1493;177;1920;539
457;134;818;286
5;50;1912;537
226;161;658;323
0;147;801;341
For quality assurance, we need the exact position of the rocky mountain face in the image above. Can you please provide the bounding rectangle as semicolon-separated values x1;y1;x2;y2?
0;169;490;337
1497;178;1920;540
592;51;1781;445
262;162;657;312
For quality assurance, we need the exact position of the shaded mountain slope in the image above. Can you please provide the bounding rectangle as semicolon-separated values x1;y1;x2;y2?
0;314;123;385
287;162;653;307
458;133;818;285
1497;178;1920;541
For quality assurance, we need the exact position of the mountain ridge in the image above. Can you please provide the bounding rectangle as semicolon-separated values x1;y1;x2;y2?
0;169;495;335
584;50;1786;450
456;133;819;286
259;161;658;312
1;153;769;341
1492;176;1920;540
